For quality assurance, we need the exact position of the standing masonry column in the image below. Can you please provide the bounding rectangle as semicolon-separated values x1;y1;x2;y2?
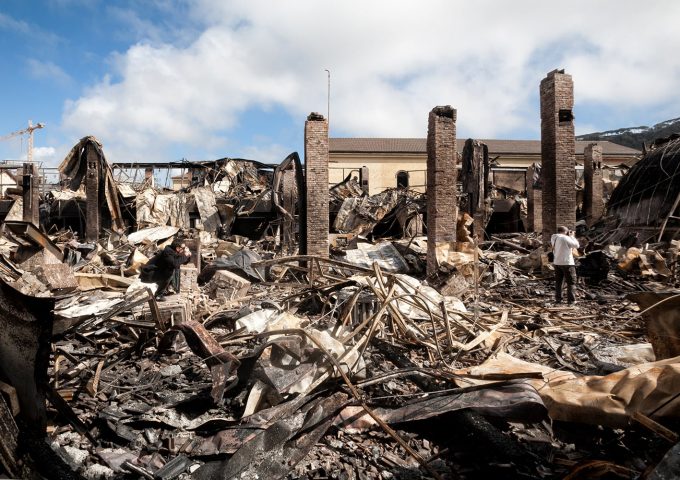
426;106;458;276
85;144;100;242
22;163;39;226
583;143;604;227
360;166;370;195
461;139;489;240
526;163;542;233
540;69;576;245
304;112;329;258
281;167;297;252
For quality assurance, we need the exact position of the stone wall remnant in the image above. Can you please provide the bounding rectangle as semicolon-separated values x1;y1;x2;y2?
583;143;604;227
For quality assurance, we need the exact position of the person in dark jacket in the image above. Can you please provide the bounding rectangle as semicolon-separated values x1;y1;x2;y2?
141;239;192;299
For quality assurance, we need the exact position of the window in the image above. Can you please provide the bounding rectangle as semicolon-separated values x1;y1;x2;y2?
558;109;574;123
396;170;409;188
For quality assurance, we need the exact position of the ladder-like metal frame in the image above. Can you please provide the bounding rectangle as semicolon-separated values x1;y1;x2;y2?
658;190;680;242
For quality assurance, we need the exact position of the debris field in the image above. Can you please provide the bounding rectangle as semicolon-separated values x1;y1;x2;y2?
1;99;680;480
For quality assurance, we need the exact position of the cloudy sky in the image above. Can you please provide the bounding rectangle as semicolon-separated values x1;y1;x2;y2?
1;0;679;166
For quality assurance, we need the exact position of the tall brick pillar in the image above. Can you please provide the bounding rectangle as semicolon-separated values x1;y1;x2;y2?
85;145;100;242
526;163;543;233
304;112;329;258
22;163;39;226
426;106;457;276
540;69;575;246
583;143;603;227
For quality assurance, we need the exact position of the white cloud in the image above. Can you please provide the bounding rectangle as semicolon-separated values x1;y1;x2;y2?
236;143;294;164
27;59;72;86
61;0;680;162
0;12;62;45
0;12;31;34
18;146;60;165
33;146;57;159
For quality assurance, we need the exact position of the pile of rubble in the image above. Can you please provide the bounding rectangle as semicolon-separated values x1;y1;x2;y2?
1;137;679;480
0;219;678;479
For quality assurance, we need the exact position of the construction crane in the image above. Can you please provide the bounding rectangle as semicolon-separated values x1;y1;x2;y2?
0;120;45;163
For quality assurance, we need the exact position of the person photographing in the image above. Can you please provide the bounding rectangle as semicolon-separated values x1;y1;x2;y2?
551;226;579;304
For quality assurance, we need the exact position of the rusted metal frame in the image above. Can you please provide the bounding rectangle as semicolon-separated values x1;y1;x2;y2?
3;221;64;261
648;143;680;229
392;274;482;332
354;367;451;389
256;327;444;480
338;291;390;345
364;282;435;352
253;255;376;274
440;301;455;353
658;190;680;242
337;287;364;328
371;291;448;354
276;279;355;310
363;283;412;341
356;286;398;360
389;279;449;357
621;153;651;226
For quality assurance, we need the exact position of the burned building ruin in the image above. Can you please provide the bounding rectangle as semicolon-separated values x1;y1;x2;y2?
1;70;679;480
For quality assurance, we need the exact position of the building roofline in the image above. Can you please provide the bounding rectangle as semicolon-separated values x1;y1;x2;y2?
329;137;641;156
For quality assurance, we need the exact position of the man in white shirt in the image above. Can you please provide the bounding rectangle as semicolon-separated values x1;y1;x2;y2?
550;226;580;304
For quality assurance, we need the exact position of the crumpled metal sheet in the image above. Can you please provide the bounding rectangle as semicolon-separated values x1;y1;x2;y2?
127;226;179;245
459;351;680;427
343;242;410;273
136;189;172;226
333;380;547;432
212;248;265;281
628;292;680;360
375;380;546;424
333;189;400;235
0;277;55;432
193;392;347;480
136;189;191;229
193;187;221;232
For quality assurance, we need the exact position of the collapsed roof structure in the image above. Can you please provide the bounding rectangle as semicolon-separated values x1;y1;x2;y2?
1;72;680;480
607;135;680;242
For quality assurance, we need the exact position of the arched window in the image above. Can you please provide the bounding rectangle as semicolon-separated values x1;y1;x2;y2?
396;170;409;189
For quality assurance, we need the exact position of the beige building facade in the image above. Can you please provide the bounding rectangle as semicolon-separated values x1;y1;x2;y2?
329;138;640;196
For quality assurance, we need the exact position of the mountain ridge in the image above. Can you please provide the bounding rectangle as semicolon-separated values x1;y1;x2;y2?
577;117;680;150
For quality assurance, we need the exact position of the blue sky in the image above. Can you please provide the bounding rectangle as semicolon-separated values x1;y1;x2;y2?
2;0;680;166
